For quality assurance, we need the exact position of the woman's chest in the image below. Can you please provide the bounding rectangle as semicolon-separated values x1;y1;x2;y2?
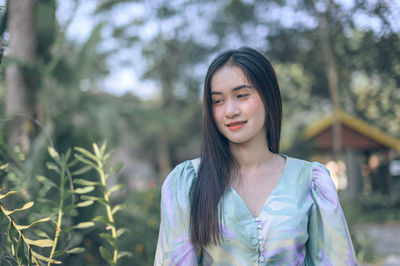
223;187;313;243
232;162;285;219
207;179;313;265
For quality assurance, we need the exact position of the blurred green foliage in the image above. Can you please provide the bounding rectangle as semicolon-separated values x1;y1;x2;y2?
342;191;400;263
0;189;61;265
1;144;133;265
0;0;399;265
117;188;161;265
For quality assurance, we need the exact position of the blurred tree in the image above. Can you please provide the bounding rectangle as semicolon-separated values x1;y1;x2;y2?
208;0;400;143
315;1;342;161
94;0;209;179
0;3;5;64
90;0;400;180
1;2;124;263
141;35;207;178
342;29;400;138
5;0;37;154
0;0;398;264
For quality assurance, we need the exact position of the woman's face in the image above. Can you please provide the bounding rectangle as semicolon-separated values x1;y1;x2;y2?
210;65;267;145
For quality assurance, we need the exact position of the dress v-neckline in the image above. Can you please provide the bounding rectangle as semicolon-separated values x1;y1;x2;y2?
229;155;290;220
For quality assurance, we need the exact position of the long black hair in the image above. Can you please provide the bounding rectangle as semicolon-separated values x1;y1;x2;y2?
190;47;282;247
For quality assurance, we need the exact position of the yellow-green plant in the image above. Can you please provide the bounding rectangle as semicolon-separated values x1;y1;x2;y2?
40;147;94;265
74;142;131;265
0;182;61;265
1;143;131;265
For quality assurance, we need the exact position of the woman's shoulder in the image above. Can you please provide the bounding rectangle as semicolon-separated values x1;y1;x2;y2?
284;155;329;174
284;157;336;203
161;158;200;195
283;155;313;176
284;156;332;186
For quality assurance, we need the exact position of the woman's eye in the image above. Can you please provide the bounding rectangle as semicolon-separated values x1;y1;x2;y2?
213;99;223;104
237;94;249;99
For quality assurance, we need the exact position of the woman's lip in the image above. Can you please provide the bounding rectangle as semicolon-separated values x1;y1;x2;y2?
226;121;247;131
226;121;247;126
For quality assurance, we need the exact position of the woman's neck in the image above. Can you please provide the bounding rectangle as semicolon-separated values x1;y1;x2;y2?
230;137;275;171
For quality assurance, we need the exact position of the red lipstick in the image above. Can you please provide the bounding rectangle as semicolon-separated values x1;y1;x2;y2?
226;121;247;131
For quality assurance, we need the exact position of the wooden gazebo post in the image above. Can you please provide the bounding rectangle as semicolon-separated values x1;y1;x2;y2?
302;111;400;200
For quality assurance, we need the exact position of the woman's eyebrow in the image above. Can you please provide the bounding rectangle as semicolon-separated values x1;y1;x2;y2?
211;85;253;95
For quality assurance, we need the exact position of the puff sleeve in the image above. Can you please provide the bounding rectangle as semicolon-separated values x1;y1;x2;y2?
305;162;357;265
154;161;198;266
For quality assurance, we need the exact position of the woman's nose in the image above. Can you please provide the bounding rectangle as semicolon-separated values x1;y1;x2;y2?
225;100;240;118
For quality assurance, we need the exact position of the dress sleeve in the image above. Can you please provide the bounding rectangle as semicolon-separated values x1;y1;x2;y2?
305;162;357;265
154;161;198;266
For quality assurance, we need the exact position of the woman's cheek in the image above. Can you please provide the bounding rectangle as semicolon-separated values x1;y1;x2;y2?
213;107;224;130
247;96;265;114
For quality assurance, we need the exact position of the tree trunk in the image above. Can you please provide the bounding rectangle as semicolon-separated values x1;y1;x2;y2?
318;5;341;162
342;150;363;200
317;2;362;197
6;0;36;154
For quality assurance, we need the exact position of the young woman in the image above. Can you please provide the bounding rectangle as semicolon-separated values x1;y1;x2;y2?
155;47;356;265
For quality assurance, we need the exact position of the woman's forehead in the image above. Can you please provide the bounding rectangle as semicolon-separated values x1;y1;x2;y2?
210;66;252;93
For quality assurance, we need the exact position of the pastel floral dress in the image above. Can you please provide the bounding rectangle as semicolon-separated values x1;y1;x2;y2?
154;156;357;265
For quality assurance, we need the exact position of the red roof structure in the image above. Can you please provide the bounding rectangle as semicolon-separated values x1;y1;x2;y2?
301;110;400;199
302;110;400;152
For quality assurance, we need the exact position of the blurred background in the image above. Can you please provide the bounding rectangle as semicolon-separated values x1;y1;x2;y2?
0;0;399;265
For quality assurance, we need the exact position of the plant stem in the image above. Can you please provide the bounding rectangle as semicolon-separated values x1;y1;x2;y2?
48;164;66;266
0;203;41;265
98;163;118;264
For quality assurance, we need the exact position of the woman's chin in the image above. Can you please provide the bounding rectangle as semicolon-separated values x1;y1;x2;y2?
226;136;250;145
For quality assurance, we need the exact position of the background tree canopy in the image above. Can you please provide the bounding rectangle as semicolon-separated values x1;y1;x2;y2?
1;0;399;265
